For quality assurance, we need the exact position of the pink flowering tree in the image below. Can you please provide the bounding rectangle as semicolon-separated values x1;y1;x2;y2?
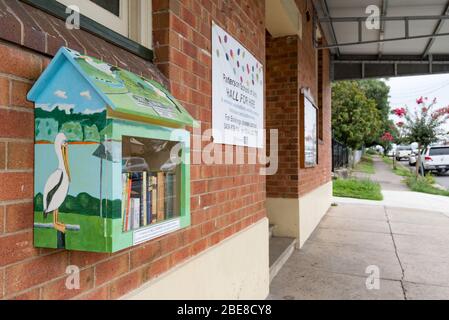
380;131;394;155
393;97;449;176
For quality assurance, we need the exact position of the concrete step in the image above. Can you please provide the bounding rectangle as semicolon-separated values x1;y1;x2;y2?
269;224;276;238
269;236;296;283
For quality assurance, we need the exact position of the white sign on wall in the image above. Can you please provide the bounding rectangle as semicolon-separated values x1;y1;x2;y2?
212;23;264;148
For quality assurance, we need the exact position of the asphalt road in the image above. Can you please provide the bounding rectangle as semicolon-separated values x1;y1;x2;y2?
435;173;449;190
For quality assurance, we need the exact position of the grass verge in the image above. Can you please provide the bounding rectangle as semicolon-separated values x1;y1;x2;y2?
382;156;449;197
354;156;375;174
333;178;383;201
382;156;413;177
405;175;449;197
382;155;393;166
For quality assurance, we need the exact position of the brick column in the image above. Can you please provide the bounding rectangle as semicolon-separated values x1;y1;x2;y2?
152;0;267;265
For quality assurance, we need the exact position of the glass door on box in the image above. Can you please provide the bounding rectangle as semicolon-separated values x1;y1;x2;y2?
121;136;181;232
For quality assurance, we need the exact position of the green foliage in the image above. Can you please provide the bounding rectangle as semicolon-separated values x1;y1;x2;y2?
393;165;412;177
332;81;382;150
359;80;392;147
35;118;59;142
333;178;383;201
382;155;393;166
405;176;449;197
34;193;121;219
84;125;101;142
61;121;83;142
35;193;44;211
35;107;107;142
395;99;447;148
359;80;391;118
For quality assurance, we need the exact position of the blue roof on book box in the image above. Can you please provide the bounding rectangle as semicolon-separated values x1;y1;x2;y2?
28;47;198;128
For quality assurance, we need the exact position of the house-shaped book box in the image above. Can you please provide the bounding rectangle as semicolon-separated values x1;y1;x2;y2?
28;47;196;253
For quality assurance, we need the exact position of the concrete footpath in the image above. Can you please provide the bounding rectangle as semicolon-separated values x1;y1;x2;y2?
353;156;408;191
269;203;449;300
269;158;449;300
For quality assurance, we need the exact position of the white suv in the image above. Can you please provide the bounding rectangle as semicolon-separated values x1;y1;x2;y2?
395;145;412;161
422;146;449;175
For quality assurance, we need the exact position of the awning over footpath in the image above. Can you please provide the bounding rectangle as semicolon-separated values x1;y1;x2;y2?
314;0;449;79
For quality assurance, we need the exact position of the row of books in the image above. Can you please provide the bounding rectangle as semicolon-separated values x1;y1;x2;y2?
122;171;177;232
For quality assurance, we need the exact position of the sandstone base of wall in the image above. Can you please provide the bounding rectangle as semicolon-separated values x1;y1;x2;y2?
122;218;270;300
267;181;332;248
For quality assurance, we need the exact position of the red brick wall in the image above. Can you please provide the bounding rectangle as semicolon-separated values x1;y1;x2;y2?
266;35;299;198
152;0;266;263
266;1;332;199
296;1;332;196
0;0;266;300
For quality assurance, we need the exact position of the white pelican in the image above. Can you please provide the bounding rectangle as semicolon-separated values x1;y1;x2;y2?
43;133;71;233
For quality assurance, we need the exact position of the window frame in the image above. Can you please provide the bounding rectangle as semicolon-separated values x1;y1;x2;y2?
109;120;191;250
300;88;319;168
21;0;153;61
56;0;130;37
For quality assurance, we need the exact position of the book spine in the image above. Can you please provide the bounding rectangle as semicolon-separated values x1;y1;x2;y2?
132;198;140;230
147;175;152;225
141;172;147;227
126;173;132;232
151;176;158;223
121;173;127;232
142;171;148;226
165;173;174;219
157;172;165;222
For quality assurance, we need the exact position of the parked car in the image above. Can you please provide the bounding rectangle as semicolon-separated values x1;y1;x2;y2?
395;145;412;161
387;148;396;157
409;152;417;166
422;146;449;175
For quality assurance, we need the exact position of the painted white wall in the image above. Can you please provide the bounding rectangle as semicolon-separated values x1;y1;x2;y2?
298;181;332;247
267;181;332;248
266;0;302;38
266;198;300;239
123;218;270;300
351;150;363;166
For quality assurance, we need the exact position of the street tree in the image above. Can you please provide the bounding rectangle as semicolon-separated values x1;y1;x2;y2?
393;97;449;176
332;81;382;163
359;79;391;147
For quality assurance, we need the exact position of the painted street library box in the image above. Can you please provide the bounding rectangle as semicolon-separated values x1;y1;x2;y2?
28;47;196;253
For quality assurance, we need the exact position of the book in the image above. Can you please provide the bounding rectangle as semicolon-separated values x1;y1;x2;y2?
121;173;128;232
157;172;165;221
151;176;158;223
126;174;132;232
146;174;153;225
130;172;143;229
131;197;141;230
141;171;147;226
165;173;175;219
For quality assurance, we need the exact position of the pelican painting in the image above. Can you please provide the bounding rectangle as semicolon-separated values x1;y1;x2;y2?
43;133;71;233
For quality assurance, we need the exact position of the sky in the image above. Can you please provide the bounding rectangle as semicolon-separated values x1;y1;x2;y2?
385;74;449;134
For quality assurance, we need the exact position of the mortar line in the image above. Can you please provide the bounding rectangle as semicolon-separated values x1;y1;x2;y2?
384;205;407;300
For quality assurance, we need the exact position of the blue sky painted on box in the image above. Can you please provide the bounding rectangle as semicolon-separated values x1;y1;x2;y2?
35;60;105;115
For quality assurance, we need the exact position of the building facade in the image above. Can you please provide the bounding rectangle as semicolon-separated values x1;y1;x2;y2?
0;0;331;300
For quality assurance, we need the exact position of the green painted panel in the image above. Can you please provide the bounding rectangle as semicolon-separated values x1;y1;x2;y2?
68;49;198;128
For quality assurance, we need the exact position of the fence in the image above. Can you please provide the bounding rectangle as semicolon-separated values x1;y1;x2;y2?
332;139;349;171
